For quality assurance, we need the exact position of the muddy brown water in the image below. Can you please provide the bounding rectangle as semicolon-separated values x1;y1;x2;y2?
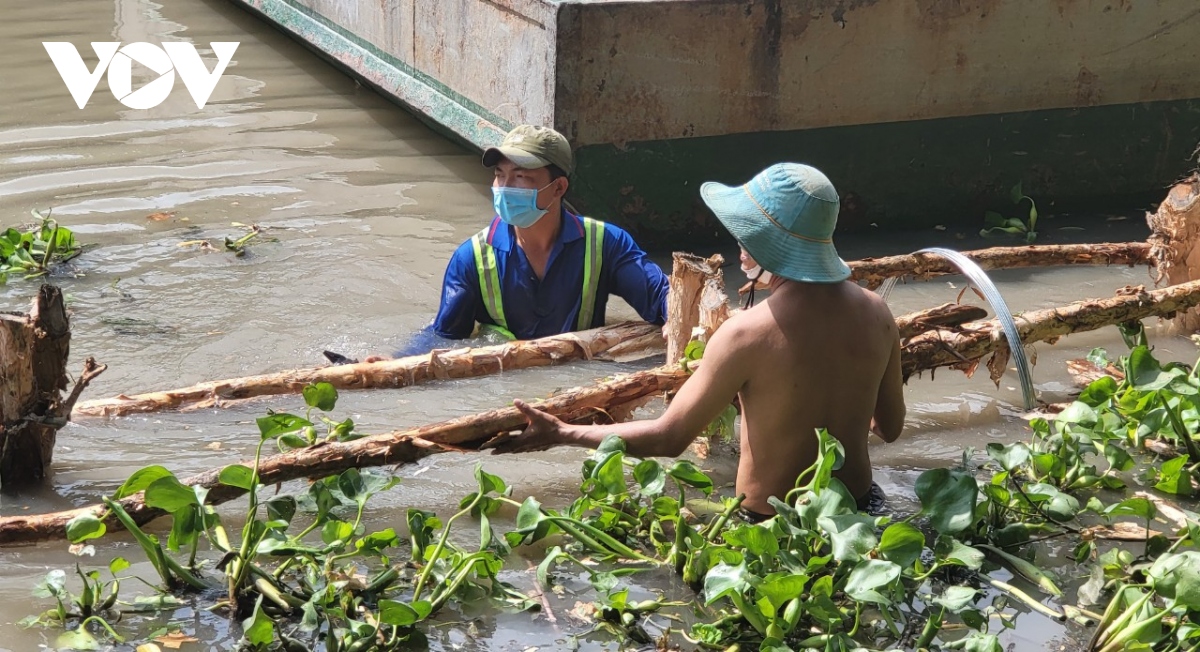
0;0;1189;650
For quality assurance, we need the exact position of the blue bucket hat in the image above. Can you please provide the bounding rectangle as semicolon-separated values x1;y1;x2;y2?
700;163;851;284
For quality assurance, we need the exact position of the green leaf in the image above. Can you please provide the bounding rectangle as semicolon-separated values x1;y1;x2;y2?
1103;444;1135;473
1055;401;1098;427
935;535;984;570
474;466;509;496
337;468;368;504
756;573;809;606
916;468;978;535
722;524;779;556
55;628;101;651
1045;491;1081;521
66;514;106;543
963;632;1003;652
703;561;749;605
591;450;626;496
934;585;979;612
109;557;130;574
242;595;274;647
256;413;312;440
683;340;706;362
278;433;309;449
378;599;432;627
844;559;901;605
667;460;713;494
1088;347;1110;368
818;514;878;562
218;464;255;491
144;475;199;513
1010;182;1023;204
983;211;1007;228
33;569;66;598
321;519;355;546
302;382;338;411
266;496;297;524
113;465;174;499
515;496;545;530
633;459;665;496
356;528;400;554
1080;376;1119;406
537;546;567;587
878;522;925;568
1149;551;1200;609
1129;346;1184;391
594;434;626;458
1156;455;1194;496
1106;497;1156;521
986;442;1030;471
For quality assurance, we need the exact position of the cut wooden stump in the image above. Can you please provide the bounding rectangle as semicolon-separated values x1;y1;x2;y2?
1148;173;1200;332
0;286;103;488
665;253;726;364
72;321;661;418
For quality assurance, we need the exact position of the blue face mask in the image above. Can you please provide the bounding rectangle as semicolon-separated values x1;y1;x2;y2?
492;182;554;228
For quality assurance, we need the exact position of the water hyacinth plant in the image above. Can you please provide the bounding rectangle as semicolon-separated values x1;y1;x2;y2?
1;209;82;283
22;336;1200;651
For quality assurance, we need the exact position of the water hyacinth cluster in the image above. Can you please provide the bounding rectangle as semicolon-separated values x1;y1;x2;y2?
21;336;1200;652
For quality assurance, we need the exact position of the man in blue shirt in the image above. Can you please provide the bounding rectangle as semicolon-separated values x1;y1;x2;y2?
388;125;669;357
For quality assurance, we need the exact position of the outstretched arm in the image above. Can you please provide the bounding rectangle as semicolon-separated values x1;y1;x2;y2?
493;316;752;457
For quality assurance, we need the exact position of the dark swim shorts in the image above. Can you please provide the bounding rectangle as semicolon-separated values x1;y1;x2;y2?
738;482;888;523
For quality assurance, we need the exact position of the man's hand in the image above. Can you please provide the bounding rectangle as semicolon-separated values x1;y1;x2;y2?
490;399;570;454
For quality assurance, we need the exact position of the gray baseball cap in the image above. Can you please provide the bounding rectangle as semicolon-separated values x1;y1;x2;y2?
482;125;575;175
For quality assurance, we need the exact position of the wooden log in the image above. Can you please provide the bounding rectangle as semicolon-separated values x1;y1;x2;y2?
901;281;1200;380
0;366;690;545
665;253;725;363
1147;174;1200;332
1066;358;1125;388
848;242;1153;291
72;321;661;418
0;286;71;486
895;303;988;339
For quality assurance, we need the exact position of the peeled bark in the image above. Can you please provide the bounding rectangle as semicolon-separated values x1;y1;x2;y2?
665;253;726;363
848;243;1153;291
0;286;71;487
72;321;661;418
901;281;1200;380
1148;174;1200;332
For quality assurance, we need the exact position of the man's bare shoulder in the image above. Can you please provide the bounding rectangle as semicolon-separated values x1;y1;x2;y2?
850;283;900;331
706;309;764;353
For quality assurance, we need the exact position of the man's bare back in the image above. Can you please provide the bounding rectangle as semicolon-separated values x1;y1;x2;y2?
730;278;904;513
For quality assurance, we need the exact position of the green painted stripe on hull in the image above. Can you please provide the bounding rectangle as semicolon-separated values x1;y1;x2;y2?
570;100;1200;248
229;0;513;148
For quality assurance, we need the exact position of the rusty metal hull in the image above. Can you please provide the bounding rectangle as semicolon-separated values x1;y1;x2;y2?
226;0;1200;245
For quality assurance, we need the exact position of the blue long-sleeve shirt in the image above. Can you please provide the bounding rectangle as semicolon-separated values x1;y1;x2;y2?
396;211;669;356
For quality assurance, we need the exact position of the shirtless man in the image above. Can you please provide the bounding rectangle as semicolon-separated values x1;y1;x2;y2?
492;163;905;518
